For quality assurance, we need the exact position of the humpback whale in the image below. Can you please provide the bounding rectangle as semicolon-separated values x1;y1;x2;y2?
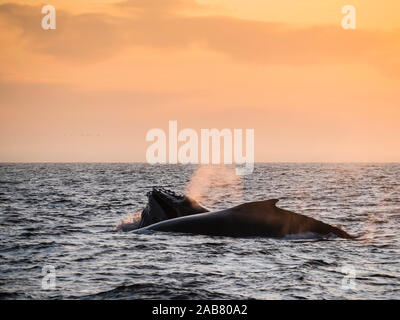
126;188;354;239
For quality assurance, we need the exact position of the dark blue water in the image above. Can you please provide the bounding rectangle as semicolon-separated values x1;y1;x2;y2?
0;163;399;299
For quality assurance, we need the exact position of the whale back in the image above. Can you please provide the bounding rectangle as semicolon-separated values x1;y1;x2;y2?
144;198;354;239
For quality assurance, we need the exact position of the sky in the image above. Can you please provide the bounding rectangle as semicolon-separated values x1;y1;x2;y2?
0;0;399;162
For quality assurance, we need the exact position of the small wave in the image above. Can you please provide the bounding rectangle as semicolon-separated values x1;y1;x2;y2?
366;273;398;279
283;232;338;240
82;282;237;300
302;259;335;267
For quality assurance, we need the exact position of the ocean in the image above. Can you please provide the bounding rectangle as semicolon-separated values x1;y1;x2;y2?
0;163;399;299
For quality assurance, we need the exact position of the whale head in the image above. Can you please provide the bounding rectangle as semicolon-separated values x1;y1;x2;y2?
138;187;209;228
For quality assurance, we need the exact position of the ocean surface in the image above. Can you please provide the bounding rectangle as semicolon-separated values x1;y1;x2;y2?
0;163;399;299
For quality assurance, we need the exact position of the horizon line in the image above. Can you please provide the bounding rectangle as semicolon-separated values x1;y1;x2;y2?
0;161;399;164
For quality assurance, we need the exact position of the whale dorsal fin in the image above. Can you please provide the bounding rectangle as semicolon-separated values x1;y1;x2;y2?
233;199;280;214
268;199;279;206
256;199;279;207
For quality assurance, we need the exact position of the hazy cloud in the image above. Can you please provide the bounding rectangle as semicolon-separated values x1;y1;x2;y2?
0;2;399;77
115;0;202;12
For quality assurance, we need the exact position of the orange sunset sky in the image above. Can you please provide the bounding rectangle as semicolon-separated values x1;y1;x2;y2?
0;0;399;162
